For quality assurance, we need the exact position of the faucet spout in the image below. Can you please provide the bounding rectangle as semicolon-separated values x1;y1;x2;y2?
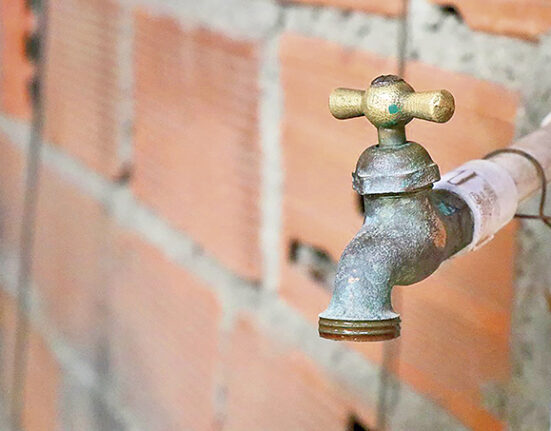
319;223;399;341
319;188;473;341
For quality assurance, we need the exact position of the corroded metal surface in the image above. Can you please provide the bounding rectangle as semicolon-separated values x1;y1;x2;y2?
320;75;474;342
353;141;440;194
329;75;454;134
319;188;473;341
329;74;454;194
319;316;401;341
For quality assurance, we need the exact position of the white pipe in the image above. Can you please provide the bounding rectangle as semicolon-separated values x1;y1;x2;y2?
435;120;551;252
489;122;551;201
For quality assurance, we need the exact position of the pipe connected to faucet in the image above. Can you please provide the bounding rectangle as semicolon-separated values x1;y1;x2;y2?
319;74;551;342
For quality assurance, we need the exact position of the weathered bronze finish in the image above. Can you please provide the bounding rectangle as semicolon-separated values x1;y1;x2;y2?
330;75;455;194
319;317;401;341
319;188;473;341
353;142;439;194
320;75;474;342
329;75;454;133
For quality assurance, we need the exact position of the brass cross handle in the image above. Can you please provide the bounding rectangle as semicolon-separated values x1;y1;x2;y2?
329;75;455;146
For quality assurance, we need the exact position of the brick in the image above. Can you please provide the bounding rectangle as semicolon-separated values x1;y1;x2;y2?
110;231;220;431
0;290;60;431
33;165;112;357
279;33;519;430
0;0;33;118
224;315;376;431
0;134;25;250
22;329;61;431
282;0;404;17
132;11;262;281
44;0;126;177
430;0;551;40
0;288;17;398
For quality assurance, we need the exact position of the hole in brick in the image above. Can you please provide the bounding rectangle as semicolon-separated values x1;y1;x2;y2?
427;4;463;31
357;194;365;215
288;240;337;287
347;415;372;431
26;0;41;10
24;32;40;63
289;239;300;262
114;162;133;185
439;4;463;21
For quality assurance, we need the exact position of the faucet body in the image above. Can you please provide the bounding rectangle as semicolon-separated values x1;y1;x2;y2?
320;74;551;342
319;187;473;341
321;75;466;341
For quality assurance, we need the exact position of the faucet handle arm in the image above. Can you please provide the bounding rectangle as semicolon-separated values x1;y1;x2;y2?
329;88;365;120
403;90;455;124
329;75;455;147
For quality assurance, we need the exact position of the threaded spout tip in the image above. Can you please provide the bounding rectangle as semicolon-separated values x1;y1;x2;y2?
318;317;401;342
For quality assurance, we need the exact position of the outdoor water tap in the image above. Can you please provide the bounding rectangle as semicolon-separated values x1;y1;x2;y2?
319;75;475;342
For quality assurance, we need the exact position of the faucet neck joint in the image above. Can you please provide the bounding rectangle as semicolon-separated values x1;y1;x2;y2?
377;126;406;147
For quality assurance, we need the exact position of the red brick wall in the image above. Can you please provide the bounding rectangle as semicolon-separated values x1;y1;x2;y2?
0;290;60;431
110;231;221;431
33;164;113;356
0;0;33;118
0;0;542;430
132;11;262;281
224;316;378;430
44;0;126;178
0;133;25;248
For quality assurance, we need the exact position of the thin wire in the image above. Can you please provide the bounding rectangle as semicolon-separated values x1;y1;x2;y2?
397;0;409;79
10;0;49;428
376;1;409;429
484;148;551;228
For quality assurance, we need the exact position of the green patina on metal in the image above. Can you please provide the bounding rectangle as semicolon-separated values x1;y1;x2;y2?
322;74;474;342
381;120;399;128
437;200;458;216
319;188;473;341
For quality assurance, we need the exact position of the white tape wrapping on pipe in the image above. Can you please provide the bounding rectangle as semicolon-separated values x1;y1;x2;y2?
434;159;518;253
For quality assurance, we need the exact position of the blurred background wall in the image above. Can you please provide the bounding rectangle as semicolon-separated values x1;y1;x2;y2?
0;0;551;430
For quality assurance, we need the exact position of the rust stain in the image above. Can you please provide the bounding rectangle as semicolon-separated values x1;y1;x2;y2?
434;218;448;249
